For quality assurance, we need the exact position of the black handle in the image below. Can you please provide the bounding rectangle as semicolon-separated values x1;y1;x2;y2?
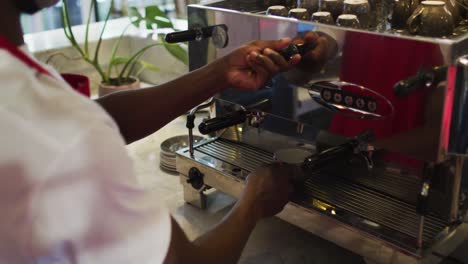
279;42;317;61
302;130;375;173
302;144;354;172
165;29;200;43
394;66;447;97
165;25;227;43
394;74;430;97
198;110;247;135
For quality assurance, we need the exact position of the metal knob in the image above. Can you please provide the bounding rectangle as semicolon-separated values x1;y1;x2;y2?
187;167;205;190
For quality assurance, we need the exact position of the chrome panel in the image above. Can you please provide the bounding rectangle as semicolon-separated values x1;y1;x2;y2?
447;55;468;157
180;1;468;261
188;2;468;163
175;137;458;258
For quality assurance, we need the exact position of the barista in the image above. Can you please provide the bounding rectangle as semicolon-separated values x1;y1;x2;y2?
0;1;330;263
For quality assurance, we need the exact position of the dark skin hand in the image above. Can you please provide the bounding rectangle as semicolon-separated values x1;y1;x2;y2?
164;164;294;264
97;40;301;262
283;31;339;85
2;0;306;262
96;37;316;263
96;38;301;144
225;38;301;90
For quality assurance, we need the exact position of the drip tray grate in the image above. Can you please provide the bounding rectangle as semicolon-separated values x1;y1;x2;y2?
193;138;448;249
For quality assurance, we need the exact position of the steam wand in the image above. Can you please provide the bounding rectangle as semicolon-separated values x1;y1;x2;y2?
186;98;215;158
416;163;434;249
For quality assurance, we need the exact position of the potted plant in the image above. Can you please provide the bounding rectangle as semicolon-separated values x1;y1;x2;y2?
61;0;188;96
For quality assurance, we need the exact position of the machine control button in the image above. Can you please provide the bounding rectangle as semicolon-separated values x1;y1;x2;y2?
187;167;205;190
345;95;353;106
323;90;332;101
368;101;377;112
333;92;343;103
356;98;365;109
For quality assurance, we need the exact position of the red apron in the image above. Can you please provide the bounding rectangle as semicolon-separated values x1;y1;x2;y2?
0;35;90;97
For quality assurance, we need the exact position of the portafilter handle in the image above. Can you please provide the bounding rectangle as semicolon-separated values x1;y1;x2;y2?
301;130;375;173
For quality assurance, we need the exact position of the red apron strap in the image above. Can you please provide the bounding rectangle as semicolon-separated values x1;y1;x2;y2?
0;35;54;78
0;35;91;98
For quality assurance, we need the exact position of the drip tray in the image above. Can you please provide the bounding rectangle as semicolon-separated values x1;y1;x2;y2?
191;138;449;252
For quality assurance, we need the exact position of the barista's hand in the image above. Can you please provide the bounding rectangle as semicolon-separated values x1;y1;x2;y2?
217;38;301;91
292;31;338;72
239;164;294;221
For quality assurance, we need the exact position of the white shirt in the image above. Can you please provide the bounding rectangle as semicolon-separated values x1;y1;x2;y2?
0;46;171;263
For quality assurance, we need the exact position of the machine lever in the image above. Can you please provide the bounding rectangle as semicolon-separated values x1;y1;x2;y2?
198;110;247;135
394;66;447;97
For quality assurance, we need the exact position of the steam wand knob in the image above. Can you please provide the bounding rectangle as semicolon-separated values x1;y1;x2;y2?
278;42;317;61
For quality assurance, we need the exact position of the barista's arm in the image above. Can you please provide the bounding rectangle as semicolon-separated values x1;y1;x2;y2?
96;39;300;144
164;164;294;264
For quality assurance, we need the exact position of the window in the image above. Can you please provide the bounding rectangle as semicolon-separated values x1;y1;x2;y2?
21;0;181;34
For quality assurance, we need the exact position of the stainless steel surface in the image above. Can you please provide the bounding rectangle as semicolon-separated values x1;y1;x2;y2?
188;1;467;163
447;55;468;157
180;1;468;262
161;135;204;153
176;137;455;259
160;135;204;172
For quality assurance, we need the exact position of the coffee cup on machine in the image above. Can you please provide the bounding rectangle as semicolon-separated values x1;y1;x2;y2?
390;0;415;30
342;0;371;28
407;1;454;38
289;8;312;20
311;11;335;24
266;5;289;17
336;14;361;28
262;0;284;7
297;0;320;14
319;0;344;20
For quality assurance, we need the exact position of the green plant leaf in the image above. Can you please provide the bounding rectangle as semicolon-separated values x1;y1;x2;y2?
134;60;160;78
106;23;132;79
84;0;95;56
128;7;143;27
139;60;160;72
126;53;145;79
118;43;163;80
144;6;173;29
163;42;188;65
110;56;131;66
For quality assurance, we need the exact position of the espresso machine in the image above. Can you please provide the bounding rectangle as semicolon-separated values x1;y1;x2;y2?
171;0;468;262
